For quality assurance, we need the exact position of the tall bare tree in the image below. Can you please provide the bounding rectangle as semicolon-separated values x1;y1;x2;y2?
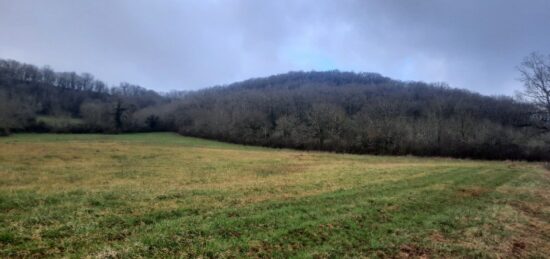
518;52;550;114
112;100;128;131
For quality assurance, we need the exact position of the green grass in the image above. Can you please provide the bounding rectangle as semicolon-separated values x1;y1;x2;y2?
0;133;549;258
36;116;84;128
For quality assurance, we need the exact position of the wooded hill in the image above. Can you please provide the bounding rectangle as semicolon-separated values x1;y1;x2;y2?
1;58;548;160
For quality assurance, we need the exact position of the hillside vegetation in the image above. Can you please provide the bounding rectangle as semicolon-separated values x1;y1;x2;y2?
1;59;549;160
0;133;549;257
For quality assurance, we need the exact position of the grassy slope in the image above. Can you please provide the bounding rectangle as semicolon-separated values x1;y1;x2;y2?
0;133;548;258
36;116;84;128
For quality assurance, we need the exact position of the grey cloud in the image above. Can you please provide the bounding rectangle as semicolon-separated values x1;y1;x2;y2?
1;0;549;95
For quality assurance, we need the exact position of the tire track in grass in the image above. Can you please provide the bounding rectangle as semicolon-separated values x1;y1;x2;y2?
110;166;522;258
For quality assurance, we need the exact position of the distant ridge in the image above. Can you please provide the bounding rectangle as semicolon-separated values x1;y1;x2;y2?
1;58;548;160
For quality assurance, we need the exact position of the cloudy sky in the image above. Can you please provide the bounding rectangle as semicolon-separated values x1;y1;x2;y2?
1;0;549;95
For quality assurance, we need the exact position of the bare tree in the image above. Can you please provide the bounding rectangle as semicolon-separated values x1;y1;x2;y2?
145;114;160;130
307;103;346;149
112;100;128;131
80;101;111;129
0;92;16;135
0;90;34;135
518;52;550;114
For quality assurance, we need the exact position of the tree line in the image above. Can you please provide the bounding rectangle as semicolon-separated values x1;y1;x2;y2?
1;57;549;160
0;59;171;133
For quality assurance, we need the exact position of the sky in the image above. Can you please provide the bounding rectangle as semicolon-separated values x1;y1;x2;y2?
1;0;549;95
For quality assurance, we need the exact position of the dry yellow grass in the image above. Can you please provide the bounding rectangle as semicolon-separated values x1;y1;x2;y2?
0;133;548;258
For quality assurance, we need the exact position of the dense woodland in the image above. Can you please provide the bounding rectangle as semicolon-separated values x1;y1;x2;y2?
1;58;549;160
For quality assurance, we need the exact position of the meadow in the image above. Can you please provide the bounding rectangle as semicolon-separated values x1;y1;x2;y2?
0;133;548;258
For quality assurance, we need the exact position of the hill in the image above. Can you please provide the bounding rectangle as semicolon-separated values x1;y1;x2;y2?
0;133;548;257
1;59;549;160
175;71;549;160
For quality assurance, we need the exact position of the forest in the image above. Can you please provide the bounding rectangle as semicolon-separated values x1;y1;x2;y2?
1;58;549;160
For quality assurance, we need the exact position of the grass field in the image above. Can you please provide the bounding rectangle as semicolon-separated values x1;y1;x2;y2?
36;116;85;128
0;133;549;258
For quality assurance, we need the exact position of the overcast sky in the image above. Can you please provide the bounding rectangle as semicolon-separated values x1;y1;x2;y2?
1;0;549;95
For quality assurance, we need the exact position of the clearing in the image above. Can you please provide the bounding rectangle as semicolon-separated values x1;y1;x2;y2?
0;133;548;257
